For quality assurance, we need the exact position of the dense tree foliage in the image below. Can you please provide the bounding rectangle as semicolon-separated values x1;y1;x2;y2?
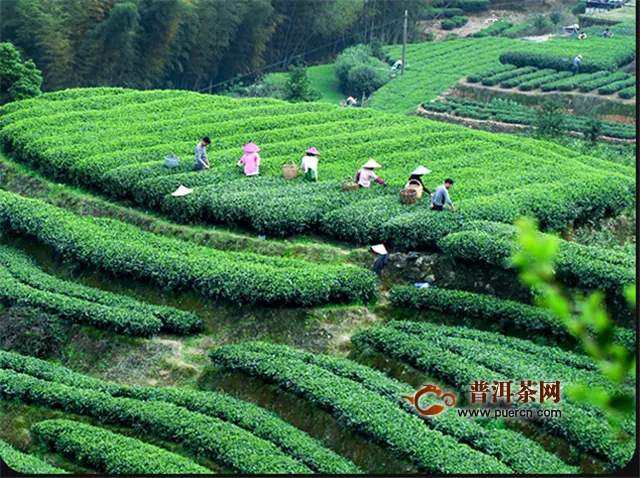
335;44;390;96
0;42;42;105
0;0;427;92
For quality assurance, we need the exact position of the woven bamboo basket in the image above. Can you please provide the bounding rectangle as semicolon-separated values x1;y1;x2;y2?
342;177;359;191
404;179;424;198
400;188;417;205
282;160;299;179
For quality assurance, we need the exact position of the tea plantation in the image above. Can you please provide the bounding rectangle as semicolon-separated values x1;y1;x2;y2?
0;50;635;474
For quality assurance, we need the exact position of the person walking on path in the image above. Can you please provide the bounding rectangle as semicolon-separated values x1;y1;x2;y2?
194;136;211;171
572;55;582;75
431;178;455;212
301;147;320;182
356;159;387;188
237;142;261;176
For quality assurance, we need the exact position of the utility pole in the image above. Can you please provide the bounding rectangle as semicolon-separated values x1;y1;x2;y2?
401;9;408;76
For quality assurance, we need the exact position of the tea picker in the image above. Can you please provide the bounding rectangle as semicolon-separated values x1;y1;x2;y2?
300;147;321;182
238;142;261;176
406;165;432;197
371;244;389;275
194;136;211;171
356;159;387;188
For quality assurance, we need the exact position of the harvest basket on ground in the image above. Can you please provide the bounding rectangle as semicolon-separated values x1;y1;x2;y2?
342;177;359;191
282;160;299;179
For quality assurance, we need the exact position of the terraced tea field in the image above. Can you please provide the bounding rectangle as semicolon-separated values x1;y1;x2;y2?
372;37;529;113
0;85;635;475
0;88;634;251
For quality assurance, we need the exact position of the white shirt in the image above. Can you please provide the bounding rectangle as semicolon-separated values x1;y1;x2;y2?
357;168;378;187
301;155;318;174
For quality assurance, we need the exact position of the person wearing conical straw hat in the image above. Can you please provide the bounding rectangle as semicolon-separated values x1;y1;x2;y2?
407;165;433;196
371;244;389;275
301;147;320;182
356;159;387;188
237;142;261;176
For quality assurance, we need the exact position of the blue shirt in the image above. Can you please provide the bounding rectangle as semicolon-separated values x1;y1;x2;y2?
195;143;208;167
432;185;452;207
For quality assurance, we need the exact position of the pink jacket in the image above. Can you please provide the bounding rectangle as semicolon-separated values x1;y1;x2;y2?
238;153;260;176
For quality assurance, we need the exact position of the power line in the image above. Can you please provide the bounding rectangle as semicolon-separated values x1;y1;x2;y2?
198;16;405;93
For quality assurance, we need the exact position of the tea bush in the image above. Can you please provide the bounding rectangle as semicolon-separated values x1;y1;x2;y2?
352;321;636;468
499;36;636;73
0;246;202;335
0;191;378;306
421;97;636;139
0;369;312;474
0;350;361;475
0;439;68;474
32;419;214;474
388;286;635;346
211;343;572;473
473;21;513;38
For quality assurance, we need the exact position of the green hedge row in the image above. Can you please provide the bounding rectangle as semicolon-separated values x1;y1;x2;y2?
598;77;636;95
0;439;68;474
442;16;468;30
473;20;513;38
421;97;635;139
352;322;636;468
0;246;201;336
579;72;630;92
210;341;575;474
0;246;202;335
436;224;635;295
0;350;360;475
0;263;161;337
388;285;635;348
481;66;537;86
466;64;516;83
501;23;533;38
389;286;566;335
0;369;312;474
32;419;214;474
500;68;557;88
618;85;636;99
387;321;598;370
499;37;636;73
209;342;513;474
539;71;610;92
0;190;378;306
1;88;633;250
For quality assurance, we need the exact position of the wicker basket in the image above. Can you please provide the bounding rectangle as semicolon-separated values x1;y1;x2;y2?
164;153;180;169
404;179;424;198
342;177;359;191
282;160;299;179
400;188;418;205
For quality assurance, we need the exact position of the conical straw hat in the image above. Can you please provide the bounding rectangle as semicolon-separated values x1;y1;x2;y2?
305;147;321;156
362;159;381;169
411;165;432;176
371;244;388;255
171;185;193;197
242;142;260;153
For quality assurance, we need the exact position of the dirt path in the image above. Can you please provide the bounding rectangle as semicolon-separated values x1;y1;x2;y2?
420;9;528;40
